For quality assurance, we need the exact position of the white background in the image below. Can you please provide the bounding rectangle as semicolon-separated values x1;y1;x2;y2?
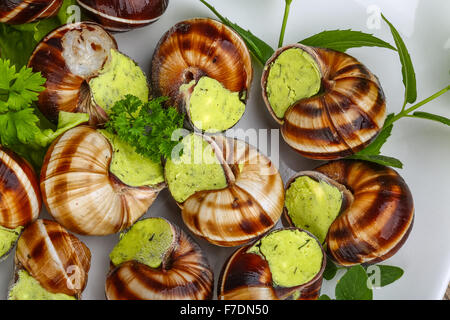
1;0;449;300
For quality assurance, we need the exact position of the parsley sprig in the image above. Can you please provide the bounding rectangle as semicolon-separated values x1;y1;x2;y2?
105;95;185;162
0;59;89;169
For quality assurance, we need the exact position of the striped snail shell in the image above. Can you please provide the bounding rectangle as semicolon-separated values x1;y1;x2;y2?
40;126;164;236
177;135;285;247
261;44;387;160
218;228;326;300
151;18;253;132
28;22;118;124
0;0;63;24
105;218;213;300
284;160;414;266
77;0;169;32
12;219;91;299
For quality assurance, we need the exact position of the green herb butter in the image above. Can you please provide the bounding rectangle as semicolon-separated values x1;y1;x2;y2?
110;218;173;269
182;77;245;133
90;49;149;113
285;176;343;244
0;225;22;259
248;229;323;288
165;133;227;203
8;270;75;300
266;48;321;118
99;130;164;187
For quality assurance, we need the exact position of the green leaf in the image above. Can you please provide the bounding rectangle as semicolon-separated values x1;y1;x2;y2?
299;29;396;52
335;265;373;300
357;114;395;156
382;14;417;105
367;265;404;288
199;0;274;65
323;259;338;281
411;111;450;126
349;154;403;169
318;294;331;300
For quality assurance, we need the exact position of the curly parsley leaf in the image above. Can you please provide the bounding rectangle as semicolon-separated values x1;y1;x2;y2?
299;29;396;52
106;95;185;162
199;0;274;65
0;59;88;168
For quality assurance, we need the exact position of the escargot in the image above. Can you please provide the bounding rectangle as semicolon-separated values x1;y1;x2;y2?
261;44;386;160
0;149;41;262
28;22;149;125
105;217;213;300
0;0;63;24
284;160;414;266
8;219;91;300
77;0;169;32
151;18;253;133
164;133;285;247
219;228;326;300
40;126;165;236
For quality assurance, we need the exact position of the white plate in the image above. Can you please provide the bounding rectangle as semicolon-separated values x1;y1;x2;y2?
1;0;449;300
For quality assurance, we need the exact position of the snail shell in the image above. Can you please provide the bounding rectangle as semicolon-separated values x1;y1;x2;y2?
178;135;285;247
0;149;41;230
40;126;164;235
261;44;386;160
12;219;91;299
28;22;118;124
218;228;326;300
77;0;169;32
151;18;253;132
105;218;213;300
0;0;63;24
284;160;414;266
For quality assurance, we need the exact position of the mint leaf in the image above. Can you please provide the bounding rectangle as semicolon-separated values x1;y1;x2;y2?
323;259;338;281
367;265;404;288
382;14;417;105
200;0;274;65
335;265;373;300
349;154;403;169
299;29;396;52
411;111;450;126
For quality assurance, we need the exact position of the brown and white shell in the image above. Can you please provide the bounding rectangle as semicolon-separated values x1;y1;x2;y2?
0;0;63;24
284;160;414;266
40;126;164;236
105;218;213;300
77;0;169;32
177;135;285;247
28;22;118;124
218;228;326;300
261;44;387;160
151;18;253;131
0;149;41;230
13;219;91;299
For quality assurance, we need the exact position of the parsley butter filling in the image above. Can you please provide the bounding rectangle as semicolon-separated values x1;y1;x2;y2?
110;218;173;269
248;229;323;288
99;130;164;187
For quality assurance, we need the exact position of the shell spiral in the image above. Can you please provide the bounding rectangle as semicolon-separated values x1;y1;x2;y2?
0;149;41;229
40;126;163;236
14;219;91;298
105;223;214;300
151;18;253;111
77;0;169;32
314;160;414;266
0;0;63;24
262;44;386;160
181;136;285;247
28;22;118;123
